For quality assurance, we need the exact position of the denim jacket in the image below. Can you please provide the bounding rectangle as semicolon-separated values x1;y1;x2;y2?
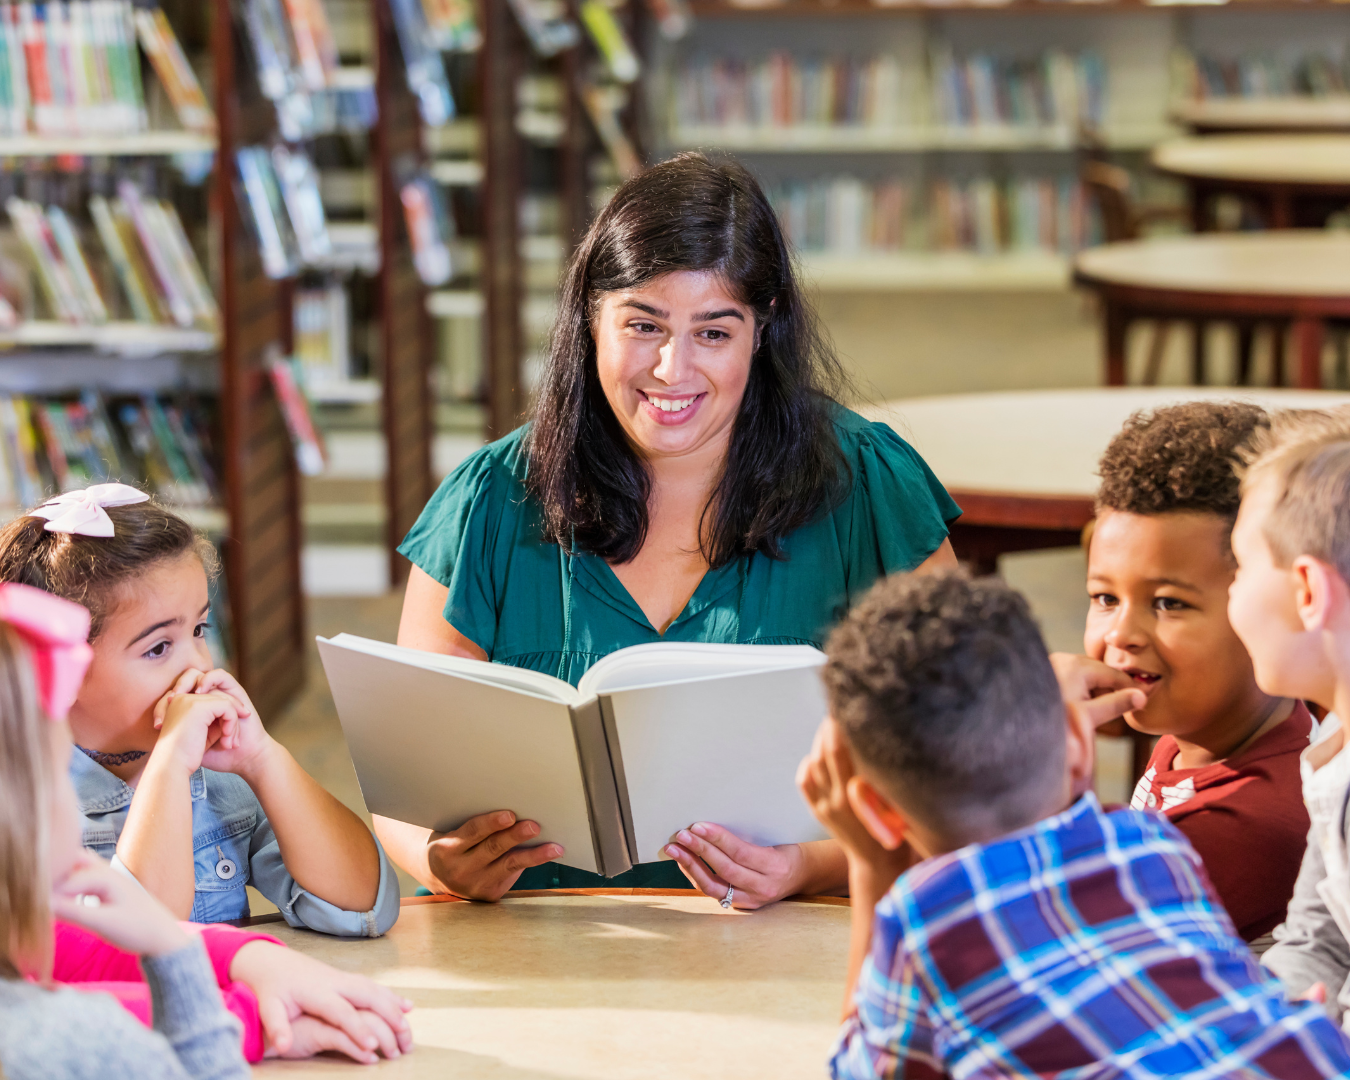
72;749;401;936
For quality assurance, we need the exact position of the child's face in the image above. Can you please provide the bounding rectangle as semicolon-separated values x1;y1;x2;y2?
1228;479;1331;704
66;553;213;754
1085;509;1273;743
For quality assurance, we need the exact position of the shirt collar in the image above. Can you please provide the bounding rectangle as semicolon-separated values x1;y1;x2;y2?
71;748;208;814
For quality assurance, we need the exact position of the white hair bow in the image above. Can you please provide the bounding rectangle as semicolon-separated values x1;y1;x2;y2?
31;483;151;537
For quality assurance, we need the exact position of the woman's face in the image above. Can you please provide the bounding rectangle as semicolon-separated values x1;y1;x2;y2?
592;270;757;464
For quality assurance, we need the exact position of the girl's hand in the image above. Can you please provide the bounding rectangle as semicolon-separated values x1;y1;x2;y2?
155;668;271;778
153;688;242;775
663;826;807;910
228;940;413;1060
267;1011;407;1064
50;852;190;958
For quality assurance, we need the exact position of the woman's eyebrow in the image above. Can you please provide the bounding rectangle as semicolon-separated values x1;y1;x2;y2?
619;300;667;318
695;308;745;322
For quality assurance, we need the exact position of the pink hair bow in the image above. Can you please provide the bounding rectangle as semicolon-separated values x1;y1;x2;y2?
0;583;92;721
30;483;150;537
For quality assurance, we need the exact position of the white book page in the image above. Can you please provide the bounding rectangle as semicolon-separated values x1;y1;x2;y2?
604;663;831;863
325;633;582;705
578;641;825;698
317;637;599;874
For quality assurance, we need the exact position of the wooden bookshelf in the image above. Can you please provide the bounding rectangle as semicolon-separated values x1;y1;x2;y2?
374;0;434;586
211;0;305;721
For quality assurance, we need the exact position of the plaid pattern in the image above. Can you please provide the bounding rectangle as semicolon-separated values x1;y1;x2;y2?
831;794;1350;1080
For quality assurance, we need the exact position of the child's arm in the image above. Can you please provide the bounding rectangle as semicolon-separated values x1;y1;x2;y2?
1262;825;1350;1011
159;668;383;919
798;717;919;1017
116;690;243;917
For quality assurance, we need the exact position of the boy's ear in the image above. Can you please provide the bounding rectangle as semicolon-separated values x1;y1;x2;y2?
1292;556;1350;633
1065;703;1096;799
846;774;909;852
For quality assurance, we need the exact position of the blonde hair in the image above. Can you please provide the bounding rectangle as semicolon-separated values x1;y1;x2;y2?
0;622;51;980
1239;406;1350;580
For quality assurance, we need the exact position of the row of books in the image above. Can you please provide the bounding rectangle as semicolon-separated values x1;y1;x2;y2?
4;181;216;327
672;48;1106;131
766;174;1100;256
0;389;216;510
0;3;214;137
236;144;330;279
294;281;350;388
1176;47;1350;99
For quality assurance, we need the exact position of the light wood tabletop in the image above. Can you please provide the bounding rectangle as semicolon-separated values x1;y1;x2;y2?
1152;135;1350;187
1074;231;1350;297
251;890;849;1078
1171;97;1350;134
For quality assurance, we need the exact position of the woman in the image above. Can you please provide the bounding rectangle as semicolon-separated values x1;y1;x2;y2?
379;153;960;907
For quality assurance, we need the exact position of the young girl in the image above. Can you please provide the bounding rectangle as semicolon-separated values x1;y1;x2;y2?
0;580;249;1078
0;483;400;934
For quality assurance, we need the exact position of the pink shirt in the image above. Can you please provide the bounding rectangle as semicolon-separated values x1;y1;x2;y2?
51;919;282;1062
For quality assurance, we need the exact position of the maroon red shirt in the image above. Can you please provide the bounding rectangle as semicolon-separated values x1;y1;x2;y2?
1130;703;1314;942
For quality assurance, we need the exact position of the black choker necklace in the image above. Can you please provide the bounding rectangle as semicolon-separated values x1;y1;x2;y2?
78;745;148;767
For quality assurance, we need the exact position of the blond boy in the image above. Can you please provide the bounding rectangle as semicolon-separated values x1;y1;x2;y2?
1230;405;1350;1020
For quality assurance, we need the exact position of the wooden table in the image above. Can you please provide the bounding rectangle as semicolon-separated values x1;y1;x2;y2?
1152;135;1350;230
251;890;849;1078
1073;232;1350;388
862;386;1350;573
1172;97;1350;136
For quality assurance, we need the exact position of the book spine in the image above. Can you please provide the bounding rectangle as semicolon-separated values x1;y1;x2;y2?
45;203;107;322
117;179;193;326
266;356;326;476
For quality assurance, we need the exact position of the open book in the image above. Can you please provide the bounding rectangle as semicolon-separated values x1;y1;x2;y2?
316;635;832;878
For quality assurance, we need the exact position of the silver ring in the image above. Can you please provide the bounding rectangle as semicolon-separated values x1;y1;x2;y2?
720;885;735;909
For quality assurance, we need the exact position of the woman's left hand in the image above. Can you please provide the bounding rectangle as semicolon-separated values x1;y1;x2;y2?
664;825;806;910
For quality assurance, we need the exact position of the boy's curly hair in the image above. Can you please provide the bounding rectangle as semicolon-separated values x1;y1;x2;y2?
823;568;1065;834
1096;401;1270;527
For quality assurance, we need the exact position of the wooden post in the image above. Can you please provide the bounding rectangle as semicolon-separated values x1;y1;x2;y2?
374;0;434;586
1104;302;1128;385
480;1;525;440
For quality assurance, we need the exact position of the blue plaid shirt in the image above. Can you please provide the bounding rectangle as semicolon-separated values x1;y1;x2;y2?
832;793;1350;1079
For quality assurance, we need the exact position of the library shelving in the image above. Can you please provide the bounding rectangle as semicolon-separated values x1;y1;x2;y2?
651;0;1350;291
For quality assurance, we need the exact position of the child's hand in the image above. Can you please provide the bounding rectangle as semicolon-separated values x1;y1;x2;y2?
1049;653;1147;734
266;1011;407;1064
798;717;917;882
155;668;271;777
229;940;413;1061
50;851;191;959
153;687;243;775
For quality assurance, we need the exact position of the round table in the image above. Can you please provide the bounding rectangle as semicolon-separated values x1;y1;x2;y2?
862;386;1350;573
249;890;849;1078
1172;97;1350;136
1072;231;1350;388
1151;135;1350;230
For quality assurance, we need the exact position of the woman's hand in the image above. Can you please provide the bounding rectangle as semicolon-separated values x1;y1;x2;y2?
664;825;809;910
50;852;190;959
230;940;413;1062
426;811;563;901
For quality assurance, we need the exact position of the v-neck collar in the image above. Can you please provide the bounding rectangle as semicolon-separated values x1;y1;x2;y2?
569;550;746;635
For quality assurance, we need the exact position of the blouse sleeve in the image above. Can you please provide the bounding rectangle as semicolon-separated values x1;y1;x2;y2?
395;442;517;657
840;419;963;591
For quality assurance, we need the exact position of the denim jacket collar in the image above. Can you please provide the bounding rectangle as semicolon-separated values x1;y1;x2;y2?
71;748;207;814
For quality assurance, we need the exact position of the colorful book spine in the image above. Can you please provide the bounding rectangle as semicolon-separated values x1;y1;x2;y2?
579;1;638;84
133;6;213;133
45;203;107;322
266;355;326;476
116;179;193;327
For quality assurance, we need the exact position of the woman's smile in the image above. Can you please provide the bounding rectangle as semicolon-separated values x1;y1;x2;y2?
640;390;707;424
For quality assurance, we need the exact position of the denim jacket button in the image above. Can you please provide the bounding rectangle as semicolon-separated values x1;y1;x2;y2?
215;857;238;880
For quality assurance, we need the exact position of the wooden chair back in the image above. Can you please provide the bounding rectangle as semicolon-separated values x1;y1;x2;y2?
1081;161;1139;243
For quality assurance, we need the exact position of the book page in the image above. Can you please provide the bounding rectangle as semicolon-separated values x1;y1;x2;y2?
600;663;831;864
317;637;599;874
578;641;825;698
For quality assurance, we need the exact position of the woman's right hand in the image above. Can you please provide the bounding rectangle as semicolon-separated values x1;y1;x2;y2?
426;811;563;901
50;852;190;959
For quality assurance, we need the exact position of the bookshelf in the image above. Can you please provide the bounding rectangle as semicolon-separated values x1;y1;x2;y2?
651;1;1350;291
211;0;306;720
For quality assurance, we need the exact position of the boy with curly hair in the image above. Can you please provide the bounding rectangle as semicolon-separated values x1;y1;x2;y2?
1078;401;1313;946
801;569;1350;1079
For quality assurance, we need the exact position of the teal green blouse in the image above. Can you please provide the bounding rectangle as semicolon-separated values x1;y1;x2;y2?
398;406;962;890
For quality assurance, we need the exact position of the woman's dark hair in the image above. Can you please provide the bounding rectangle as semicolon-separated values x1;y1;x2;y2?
527;152;849;567
0;497;218;639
